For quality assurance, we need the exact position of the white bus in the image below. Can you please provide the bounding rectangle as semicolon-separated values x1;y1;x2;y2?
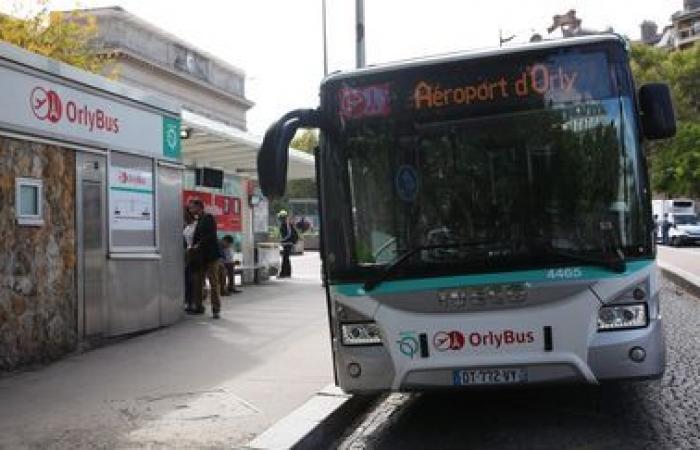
258;35;676;392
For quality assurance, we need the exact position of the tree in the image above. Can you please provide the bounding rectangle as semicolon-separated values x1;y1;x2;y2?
650;122;700;196
287;129;318;197
290;129;319;154
630;42;700;197
0;1;105;73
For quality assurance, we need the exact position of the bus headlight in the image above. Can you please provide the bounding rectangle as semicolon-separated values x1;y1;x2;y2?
597;303;648;331
341;322;382;345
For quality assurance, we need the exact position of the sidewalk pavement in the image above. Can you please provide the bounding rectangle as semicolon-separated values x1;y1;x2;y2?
657;246;700;297
0;252;332;449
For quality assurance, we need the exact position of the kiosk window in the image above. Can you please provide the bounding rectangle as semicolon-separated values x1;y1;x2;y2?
109;152;156;251
16;178;43;226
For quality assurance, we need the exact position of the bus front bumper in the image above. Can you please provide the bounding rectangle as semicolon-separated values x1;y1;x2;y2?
588;318;665;381
336;319;665;393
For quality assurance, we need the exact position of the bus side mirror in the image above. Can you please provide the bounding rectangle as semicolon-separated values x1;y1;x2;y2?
257;109;321;199
258;121;291;199
639;83;676;140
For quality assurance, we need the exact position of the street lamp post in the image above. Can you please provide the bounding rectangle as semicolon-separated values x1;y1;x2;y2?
322;0;328;76
356;0;365;68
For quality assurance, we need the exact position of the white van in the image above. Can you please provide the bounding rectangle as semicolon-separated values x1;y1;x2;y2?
652;199;700;246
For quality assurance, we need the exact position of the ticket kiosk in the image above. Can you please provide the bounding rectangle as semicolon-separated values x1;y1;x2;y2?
0;41;184;368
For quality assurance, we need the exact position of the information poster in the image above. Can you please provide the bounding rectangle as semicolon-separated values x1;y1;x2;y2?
183;190;241;232
183;190;212;212
109;167;154;231
214;195;242;232
253;197;269;233
109;152;157;249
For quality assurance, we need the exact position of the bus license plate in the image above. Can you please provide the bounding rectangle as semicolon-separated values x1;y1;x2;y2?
453;367;527;386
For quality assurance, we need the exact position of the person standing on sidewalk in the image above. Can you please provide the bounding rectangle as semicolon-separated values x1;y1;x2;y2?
219;235;241;294
189;199;221;319
661;213;671;246
183;207;197;312
278;210;298;278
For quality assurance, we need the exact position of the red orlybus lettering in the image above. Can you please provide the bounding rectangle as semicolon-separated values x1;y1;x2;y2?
464;329;536;347
66;101;77;122
504;330;515;344
469;332;481;347
96;110;104;130
58;99;120;134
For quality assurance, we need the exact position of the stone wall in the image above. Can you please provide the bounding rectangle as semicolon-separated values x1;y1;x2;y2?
0;137;77;371
93;9;247;97
84;7;252;129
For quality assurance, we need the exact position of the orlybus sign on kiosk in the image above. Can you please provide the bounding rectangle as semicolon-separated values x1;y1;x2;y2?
30;85;120;133
0;65;176;159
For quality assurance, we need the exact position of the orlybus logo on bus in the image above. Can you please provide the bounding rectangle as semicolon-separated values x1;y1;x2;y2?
339;83;391;120
433;329;535;351
30;87;62;123
29;86;120;134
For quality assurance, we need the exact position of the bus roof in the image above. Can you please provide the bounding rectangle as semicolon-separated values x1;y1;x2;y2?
322;34;626;85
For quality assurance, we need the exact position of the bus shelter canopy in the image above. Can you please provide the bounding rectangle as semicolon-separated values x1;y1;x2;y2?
181;110;315;180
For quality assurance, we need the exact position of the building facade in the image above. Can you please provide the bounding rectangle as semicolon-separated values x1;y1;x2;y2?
86;7;253;129
673;1;700;49
640;0;700;49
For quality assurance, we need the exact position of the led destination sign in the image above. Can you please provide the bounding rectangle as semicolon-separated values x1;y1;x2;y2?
334;50;613;123
414;63;579;110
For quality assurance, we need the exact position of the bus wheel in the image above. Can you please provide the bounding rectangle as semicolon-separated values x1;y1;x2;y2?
671;237;679;247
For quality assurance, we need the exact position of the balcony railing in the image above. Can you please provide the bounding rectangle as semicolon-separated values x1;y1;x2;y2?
677;23;700;45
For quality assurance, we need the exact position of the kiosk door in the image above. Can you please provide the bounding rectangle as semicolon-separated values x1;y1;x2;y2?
157;163;185;325
76;152;107;337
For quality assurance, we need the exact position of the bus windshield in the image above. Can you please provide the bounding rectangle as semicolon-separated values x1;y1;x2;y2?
321;44;650;281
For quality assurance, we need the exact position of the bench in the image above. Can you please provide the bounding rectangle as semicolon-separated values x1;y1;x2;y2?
232;263;278;284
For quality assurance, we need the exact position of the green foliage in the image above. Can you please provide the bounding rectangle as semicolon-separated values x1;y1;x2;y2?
650;122;700;196
630;42;700;197
290;129;319;154
268;225;280;239
355;240;374;264
287;178;316;198
0;1;106;74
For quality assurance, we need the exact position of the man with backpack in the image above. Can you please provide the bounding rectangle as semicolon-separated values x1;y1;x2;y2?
278;210;298;278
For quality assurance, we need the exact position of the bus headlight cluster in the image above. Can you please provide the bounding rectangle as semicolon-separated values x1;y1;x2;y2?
341;322;382;346
597;303;648;331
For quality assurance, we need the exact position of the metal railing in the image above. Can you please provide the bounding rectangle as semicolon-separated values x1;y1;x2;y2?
677;24;700;45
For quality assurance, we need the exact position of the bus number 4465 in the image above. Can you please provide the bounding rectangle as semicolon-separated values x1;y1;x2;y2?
545;267;583;280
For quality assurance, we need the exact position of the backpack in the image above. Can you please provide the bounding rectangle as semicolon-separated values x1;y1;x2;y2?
290;225;300;244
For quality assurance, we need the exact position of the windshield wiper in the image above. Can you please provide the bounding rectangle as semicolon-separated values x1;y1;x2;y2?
363;241;490;292
540;221;626;274
543;246;626;274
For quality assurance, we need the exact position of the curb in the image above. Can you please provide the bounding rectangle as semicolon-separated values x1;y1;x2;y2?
334;393;415;450
245;385;377;450
658;260;700;298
